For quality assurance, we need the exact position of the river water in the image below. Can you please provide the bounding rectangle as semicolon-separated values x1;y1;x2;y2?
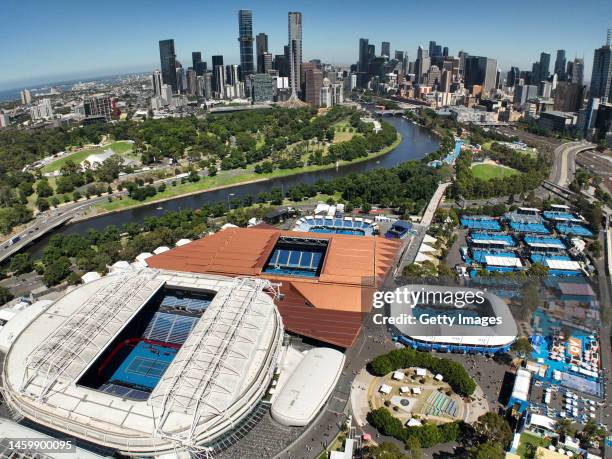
28;116;438;255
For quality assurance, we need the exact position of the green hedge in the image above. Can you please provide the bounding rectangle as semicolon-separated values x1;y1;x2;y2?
369;348;476;396
368;407;465;448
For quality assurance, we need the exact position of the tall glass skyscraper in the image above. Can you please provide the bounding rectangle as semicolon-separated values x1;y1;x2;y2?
238;10;255;79
590;39;612;103
288;11;302;98
159;39;177;93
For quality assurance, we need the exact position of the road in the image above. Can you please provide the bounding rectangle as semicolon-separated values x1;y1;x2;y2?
549;140;595;187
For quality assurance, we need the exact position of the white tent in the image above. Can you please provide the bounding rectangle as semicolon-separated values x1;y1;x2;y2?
415;368;426;377
423;234;437;245
406;418;422;427
392;371;405;381
109;260;130;273
81;272;101;284
415;253;436;263
412;387;422;394
220;223;238;231
153;246;170;255
379;384;392;395
418;243;437;253
400;386;410;394
434;374;443;381
175;238;192;247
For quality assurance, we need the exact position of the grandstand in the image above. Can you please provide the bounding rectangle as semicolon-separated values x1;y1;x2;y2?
293;215;376;236
2;270;284;457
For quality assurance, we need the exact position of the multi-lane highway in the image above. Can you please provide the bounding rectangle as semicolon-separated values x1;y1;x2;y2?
549;140;595;187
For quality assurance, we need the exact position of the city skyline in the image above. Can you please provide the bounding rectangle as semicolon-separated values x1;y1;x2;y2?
1;0;611;90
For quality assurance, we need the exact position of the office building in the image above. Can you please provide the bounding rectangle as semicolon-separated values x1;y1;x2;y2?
238;10;255;78
358;38;370;73
186;68;197;96
395;50;404;62
539;80;552;98
192;52;206;76
567;58;584;86
554;81;583;112
539;52;551;81
84;95;112;121
20;89;32;105
161;84;173;105
30;99;54;121
554;50;567;79
0;112;10;128
159;39;178;92
212;55;224;97
262;52;273;74
288;11;303;99
151;70;162;96
464;56;497;95
274;53;289;77
508;67;520;87
443;46;449;57
251;73;275;103
593;102;612;140
176;66;186;93
305;67;323;106
590;36;612;103
539;111;577;133
381;41;390;58
415;45;430;84
513;84;538;109
256;33;268;73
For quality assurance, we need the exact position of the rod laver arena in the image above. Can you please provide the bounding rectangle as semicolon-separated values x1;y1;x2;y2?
1;269;283;457
385;284;518;353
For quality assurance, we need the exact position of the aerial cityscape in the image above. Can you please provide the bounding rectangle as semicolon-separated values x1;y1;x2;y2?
0;3;610;459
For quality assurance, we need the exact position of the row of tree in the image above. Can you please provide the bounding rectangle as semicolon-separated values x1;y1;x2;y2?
369;348;476;396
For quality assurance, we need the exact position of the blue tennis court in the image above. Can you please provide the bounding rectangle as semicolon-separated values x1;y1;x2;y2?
524;236;566;250
264;247;325;277
471;249;517;263
110;341;177;391
543;211;581;222
460;216;501;231
509;222;550;233
556;224;593;237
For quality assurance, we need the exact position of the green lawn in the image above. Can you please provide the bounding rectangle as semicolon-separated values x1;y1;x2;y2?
515;432;551;459
41;141;134;173
471;163;521;180
98;133;401;212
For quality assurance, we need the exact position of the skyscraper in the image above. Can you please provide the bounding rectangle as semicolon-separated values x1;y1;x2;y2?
358;38;369;72
507;67;520;87
554;50;567;80
288;11;303;99
192;52;206;76
151;70;162;96
262;52;273;73
567;58;584;87
415;46;430;83
590;33;612;103
381;41;390;58
212;55;224;98
238;10;255;79
304;67;323;106
464;56;497;95
256;33;268;73
539;52;551;81
159;39;177;92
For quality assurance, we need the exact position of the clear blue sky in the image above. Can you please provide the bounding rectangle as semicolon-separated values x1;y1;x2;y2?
1;0;610;90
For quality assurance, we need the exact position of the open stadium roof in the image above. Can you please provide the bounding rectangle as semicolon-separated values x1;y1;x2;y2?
3;270;283;457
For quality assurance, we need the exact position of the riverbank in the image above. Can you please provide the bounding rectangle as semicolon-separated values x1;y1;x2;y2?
83;132;403;218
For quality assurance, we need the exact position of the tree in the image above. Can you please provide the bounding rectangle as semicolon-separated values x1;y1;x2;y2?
35;178;54;197
404;436;421;459
468;441;504;459
511;336;533;356
9;253;33;275
365;442;408;459
555;418;574;437
36;196;50;211
43;257;71;286
473;413;512;448
0;286;14;305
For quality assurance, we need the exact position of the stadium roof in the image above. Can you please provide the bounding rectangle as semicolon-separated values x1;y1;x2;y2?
545;259;581;271
511;369;532;401
271;348;344;426
389;285;517;347
3;270;283;456
485;255;523;267
147;227;401;347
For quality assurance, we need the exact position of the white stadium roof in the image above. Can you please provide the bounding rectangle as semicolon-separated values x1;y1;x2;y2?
271;348;345;427
485;255;522;267
2;269;283;456
511;369;532;402
545;259;581;271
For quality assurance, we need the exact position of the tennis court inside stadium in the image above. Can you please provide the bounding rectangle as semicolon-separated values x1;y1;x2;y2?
110;341;177;391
